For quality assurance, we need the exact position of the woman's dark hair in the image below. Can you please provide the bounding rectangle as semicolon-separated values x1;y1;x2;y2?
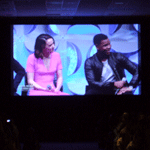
34;34;55;58
93;34;108;46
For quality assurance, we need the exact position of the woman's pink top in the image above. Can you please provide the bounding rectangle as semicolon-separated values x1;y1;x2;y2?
26;52;69;96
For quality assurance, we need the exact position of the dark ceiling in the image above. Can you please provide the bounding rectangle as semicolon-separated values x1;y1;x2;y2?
0;0;150;17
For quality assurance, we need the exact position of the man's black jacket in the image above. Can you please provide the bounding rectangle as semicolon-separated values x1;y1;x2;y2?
13;58;26;93
84;52;139;94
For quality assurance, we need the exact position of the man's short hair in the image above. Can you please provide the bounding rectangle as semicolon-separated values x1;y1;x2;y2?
93;34;108;46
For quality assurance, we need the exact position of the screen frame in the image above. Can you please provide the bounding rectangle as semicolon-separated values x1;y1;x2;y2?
0;16;149;99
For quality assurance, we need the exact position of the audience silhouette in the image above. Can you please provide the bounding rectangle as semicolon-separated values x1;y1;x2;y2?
0;111;150;150
0;112;21;150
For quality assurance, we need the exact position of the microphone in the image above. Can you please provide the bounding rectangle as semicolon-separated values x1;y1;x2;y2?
47;85;51;90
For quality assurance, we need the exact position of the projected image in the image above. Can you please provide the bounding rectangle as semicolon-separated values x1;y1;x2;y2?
13;24;141;96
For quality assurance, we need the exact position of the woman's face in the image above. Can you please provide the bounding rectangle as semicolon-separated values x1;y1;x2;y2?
42;38;55;57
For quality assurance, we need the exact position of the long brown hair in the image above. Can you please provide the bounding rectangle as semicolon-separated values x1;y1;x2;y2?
34;34;55;58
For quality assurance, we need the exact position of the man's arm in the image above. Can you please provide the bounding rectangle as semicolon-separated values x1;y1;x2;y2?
13;58;26;92
118;53;139;88
84;58;114;90
116;53;140;94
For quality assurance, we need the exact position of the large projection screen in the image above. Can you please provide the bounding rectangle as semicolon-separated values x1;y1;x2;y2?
12;24;141;96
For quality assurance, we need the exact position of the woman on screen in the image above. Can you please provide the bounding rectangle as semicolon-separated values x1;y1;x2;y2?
26;34;69;96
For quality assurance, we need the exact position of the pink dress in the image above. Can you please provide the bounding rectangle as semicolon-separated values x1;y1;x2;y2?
26;52;69;96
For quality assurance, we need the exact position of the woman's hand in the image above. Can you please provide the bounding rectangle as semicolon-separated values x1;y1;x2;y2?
45;85;54;91
45;86;59;93
54;88;59;93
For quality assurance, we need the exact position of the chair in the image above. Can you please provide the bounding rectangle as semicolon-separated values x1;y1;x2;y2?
85;85;90;93
21;73;28;96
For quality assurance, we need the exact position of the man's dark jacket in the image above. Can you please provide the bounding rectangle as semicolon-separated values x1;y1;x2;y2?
13;58;26;93
84;52;139;94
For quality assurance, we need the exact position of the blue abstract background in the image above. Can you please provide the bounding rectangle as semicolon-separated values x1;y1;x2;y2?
13;24;141;95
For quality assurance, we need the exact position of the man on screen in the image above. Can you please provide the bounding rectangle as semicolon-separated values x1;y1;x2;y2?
13;58;26;96
84;34;140;95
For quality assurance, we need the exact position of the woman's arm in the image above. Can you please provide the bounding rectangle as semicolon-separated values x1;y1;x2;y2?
27;72;47;90
54;69;63;92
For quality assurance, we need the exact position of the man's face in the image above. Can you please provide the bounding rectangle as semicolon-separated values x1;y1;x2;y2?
96;38;111;56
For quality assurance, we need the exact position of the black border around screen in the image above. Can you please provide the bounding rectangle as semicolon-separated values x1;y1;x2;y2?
1;16;149;100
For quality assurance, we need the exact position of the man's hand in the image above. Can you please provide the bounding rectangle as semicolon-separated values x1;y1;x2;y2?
114;80;126;89
117;87;132;95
